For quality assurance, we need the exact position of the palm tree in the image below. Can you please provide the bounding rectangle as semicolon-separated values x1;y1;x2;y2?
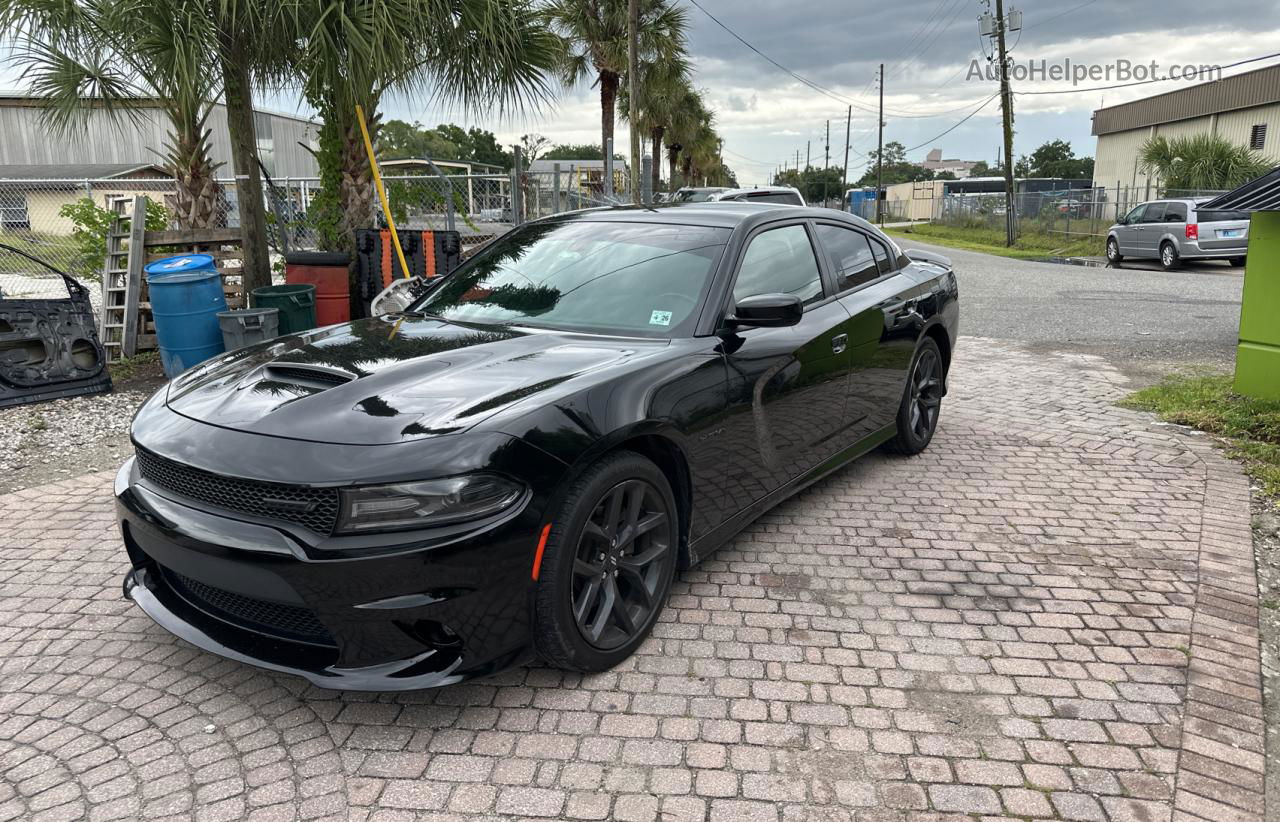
619;56;690;194
1139;133;1274;192
2;0;224;228
543;0;687;170
288;0;559;253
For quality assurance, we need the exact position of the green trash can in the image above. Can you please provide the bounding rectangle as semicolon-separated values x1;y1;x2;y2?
251;284;317;336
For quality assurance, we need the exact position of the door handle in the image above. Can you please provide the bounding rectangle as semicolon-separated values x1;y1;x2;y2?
831;334;848;354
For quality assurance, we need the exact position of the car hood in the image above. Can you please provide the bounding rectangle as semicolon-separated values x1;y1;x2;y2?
165;314;668;444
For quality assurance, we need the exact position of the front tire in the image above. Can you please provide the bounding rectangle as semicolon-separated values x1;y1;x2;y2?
884;337;945;456
1160;241;1181;271
1106;237;1123;265
533;451;679;672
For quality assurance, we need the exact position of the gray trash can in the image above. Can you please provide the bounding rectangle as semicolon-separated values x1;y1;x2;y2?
217;308;279;351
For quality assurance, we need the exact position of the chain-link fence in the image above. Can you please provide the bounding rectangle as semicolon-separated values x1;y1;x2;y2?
927;184;1230;242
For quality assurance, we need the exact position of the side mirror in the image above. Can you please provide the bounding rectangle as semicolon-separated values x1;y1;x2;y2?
727;293;803;329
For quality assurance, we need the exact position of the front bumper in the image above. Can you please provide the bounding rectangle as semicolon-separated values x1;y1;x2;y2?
117;455;552;690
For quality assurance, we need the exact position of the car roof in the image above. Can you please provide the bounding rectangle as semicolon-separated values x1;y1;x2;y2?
542;203;877;230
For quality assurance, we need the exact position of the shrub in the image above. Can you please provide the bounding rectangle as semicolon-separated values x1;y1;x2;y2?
57;197;170;281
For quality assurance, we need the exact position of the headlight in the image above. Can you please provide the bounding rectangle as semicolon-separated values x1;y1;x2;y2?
336;474;525;534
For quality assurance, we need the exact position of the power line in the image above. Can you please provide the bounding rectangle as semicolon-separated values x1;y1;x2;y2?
1016;50;1280;95
1020;0;1099;32
684;0;989;120
902;92;1001;153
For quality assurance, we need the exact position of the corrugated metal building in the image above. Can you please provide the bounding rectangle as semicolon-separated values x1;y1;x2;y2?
0;95;321;178
1091;64;1280;193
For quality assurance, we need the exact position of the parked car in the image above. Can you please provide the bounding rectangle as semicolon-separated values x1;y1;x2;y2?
671;186;806;207
671;186;730;202
707;186;807;207
117;204;959;690
1055;198;1090;218
1106;198;1249;269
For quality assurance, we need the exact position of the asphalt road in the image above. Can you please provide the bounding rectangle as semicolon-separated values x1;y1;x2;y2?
900;238;1245;384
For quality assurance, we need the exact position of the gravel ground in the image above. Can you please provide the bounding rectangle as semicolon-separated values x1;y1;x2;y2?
0;367;162;494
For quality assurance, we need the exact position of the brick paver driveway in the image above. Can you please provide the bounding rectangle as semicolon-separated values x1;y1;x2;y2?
0;338;1264;822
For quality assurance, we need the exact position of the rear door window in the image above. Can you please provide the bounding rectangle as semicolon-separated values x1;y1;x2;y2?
868;237;895;274
1164;202;1187;222
815;224;880;290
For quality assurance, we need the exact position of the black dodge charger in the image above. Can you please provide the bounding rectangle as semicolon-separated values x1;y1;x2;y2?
117;204;958;690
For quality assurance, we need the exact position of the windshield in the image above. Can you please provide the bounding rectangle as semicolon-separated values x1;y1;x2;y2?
411;221;729;337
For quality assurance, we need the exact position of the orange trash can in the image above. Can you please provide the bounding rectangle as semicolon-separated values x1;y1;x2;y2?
284;252;351;327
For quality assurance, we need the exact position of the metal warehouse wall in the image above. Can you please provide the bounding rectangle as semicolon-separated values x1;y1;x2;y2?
1091;103;1280;191
0;100;320;177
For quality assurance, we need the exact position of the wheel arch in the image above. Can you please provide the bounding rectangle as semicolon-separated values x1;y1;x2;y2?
553;423;696;570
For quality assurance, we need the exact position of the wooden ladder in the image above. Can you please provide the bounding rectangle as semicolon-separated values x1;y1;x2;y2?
97;195;148;361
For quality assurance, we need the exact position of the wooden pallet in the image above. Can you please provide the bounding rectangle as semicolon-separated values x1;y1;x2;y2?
110;217;249;359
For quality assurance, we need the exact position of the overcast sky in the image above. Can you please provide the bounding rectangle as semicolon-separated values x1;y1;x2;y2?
6;0;1278;184
375;0;1280;185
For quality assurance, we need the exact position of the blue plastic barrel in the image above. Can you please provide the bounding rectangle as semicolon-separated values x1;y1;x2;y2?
144;254;228;377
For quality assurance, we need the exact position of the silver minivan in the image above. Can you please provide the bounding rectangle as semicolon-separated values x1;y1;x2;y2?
1106;199;1249;270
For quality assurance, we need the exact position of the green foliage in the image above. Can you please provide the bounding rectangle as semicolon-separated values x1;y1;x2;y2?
855;142;935;186
968;160;995;177
1139;133;1274;191
772;166;844;203
380;120;513;168
56;197;169;281
883;222;1099;260
543;143;610;161
308;118;346;252
1014;139;1094;180
1121;374;1280;498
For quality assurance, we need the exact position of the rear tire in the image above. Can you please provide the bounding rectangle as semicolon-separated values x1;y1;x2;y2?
884;337;945;456
1160;241;1181;271
1230;257;1246;268
1106;237;1123;265
533;451;679;672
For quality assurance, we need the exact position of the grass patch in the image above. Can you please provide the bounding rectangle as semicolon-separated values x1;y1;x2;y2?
884;222;1101;260
1120;374;1280;499
108;351;162;383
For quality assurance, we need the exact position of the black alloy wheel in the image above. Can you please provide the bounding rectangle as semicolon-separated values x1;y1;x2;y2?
884;337;945;455
534;451;679;671
571;479;671;650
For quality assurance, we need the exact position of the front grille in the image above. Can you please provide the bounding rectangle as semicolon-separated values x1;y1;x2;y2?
166;569;336;646
135;448;340;535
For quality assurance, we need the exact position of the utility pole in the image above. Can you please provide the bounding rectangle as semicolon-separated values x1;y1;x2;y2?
984;0;1019;246
876;63;885;225
805;141;810;172
627;0;641;204
842;105;852;198
823;119;830;206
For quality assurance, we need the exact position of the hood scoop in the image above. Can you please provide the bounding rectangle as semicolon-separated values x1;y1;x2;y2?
262;363;357;390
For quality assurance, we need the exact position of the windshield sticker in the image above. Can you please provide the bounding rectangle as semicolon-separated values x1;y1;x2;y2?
649;310;673;326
